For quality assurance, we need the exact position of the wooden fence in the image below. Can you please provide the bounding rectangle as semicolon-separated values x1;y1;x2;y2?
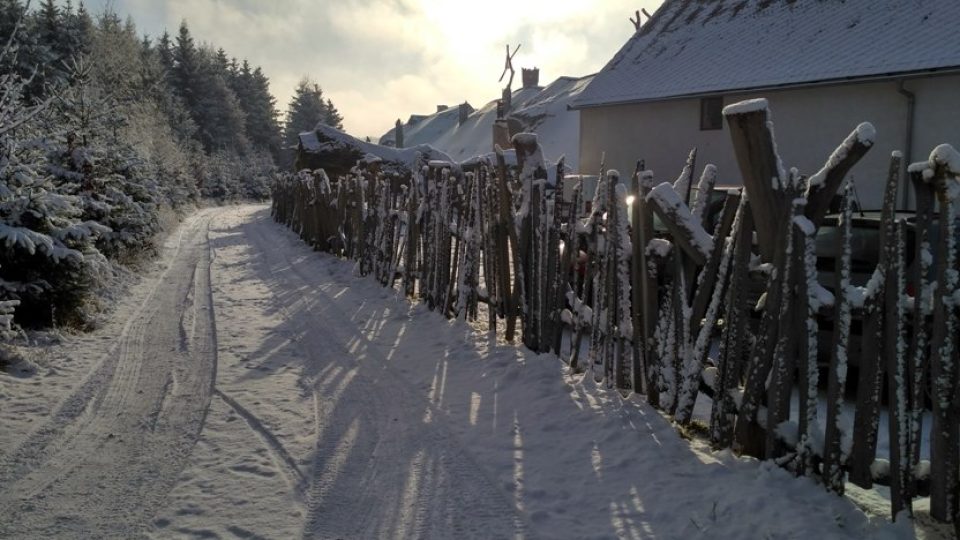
271;101;960;528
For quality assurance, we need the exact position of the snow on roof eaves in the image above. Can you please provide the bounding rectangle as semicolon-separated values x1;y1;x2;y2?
573;0;960;109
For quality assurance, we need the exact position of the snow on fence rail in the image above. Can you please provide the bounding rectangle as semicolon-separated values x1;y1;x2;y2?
271;110;960;530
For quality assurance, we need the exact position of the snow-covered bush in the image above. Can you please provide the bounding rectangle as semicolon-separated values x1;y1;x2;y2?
43;59;163;262
53;143;162;261
200;150;276;201
0;27;108;329
237;151;275;200
0;137;109;327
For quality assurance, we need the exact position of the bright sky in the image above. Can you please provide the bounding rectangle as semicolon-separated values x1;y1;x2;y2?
83;0;664;140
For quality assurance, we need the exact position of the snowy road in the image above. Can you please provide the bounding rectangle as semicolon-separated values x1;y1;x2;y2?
0;209;219;537
0;206;904;539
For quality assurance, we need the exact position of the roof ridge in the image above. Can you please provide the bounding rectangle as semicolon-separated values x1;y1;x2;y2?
574;0;960;109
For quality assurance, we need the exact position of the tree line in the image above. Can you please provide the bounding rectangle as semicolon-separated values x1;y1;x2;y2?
0;0;345;340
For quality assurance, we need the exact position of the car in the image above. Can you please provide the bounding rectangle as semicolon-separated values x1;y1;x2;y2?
814;211;960;375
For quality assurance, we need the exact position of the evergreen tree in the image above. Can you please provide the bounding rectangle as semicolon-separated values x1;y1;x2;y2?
1;0;45;101
284;78;337;147
74;1;93;54
0;0;27;49
156;30;174;75
46;59;162;262
0;33;108;328
89;9;141;101
35;0;67;63
324;98;343;130
213;47;229;75
140;32;197;145
170;22;247;153
171;21;199;107
193;56;248;153
230;62;282;162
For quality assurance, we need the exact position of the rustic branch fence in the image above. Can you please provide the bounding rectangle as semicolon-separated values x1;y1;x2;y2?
272;101;960;527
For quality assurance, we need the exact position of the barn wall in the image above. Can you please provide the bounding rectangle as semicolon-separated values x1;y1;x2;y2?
579;74;960;210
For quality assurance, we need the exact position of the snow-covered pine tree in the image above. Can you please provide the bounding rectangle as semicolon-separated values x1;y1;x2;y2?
170;22;248;154
32;0;71;90
44;57;162;262
0;40;108;327
284;78;333;149
323;98;343;131
230;61;282;162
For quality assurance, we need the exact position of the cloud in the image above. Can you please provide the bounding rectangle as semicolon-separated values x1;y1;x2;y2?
83;0;664;138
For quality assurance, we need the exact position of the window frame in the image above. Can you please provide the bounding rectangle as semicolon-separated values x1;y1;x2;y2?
700;96;724;131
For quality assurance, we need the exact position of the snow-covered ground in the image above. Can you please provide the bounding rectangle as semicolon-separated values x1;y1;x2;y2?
0;205;928;539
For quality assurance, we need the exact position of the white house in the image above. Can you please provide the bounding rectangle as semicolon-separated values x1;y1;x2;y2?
572;0;960;209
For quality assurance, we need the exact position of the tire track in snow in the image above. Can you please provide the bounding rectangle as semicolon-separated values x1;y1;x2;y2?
0;213;206;481
244;208;532;539
213;388;307;491
0;210;222;538
243;219;384;539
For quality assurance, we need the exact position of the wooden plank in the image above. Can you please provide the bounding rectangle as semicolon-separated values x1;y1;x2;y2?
765;199;803;460
804;123;876;229
587;174;611;381
710;205;754;448
849;153;901;488
646;183;710;266
673;148;697;205
480;169;499;333
796;215;818;476
404;175;420;298
445;173;464;317
607;170;630;390
637;172;660;407
514;135;552;351
564;180;588;370
629;165;647;394
675;194;741;425
822;182;854;494
545;163;566;354
691;164;718;230
928;167;959;522
723;101;787;263
690;192;741;331
887;219;911;518
607;185;621;387
665;251;685;414
907;170;934;479
734;196;792;458
495;145;523;342
554;169;579;356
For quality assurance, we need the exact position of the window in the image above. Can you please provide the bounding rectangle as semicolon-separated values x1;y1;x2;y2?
700;96;724;130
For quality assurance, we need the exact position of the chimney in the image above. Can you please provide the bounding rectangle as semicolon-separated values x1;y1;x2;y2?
522;67;540;89
458;102;472;126
395;119;404;149
436;105;449;112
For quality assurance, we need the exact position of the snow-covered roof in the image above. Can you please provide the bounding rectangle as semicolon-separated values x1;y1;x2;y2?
379;105;467;149
300;124;452;171
573;0;960;109
380;74;593;171
299;131;320;152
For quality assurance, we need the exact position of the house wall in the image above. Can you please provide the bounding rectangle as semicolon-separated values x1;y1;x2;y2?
579;74;960;210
